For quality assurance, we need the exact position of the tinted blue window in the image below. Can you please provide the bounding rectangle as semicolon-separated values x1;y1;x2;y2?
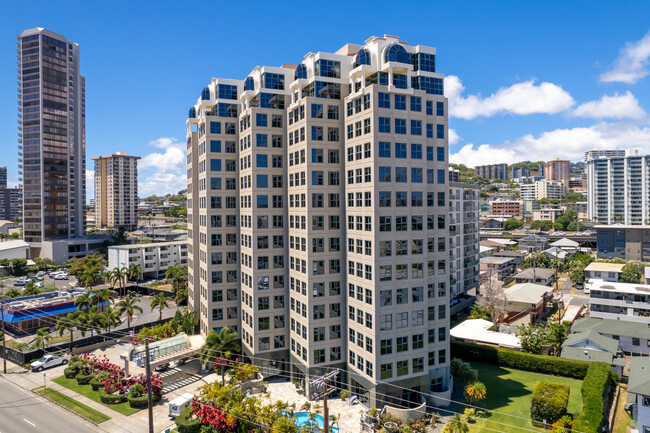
411;143;422;159
256;113;267;127
201;87;210;100
437;124;445;139
411;120;422;136
218;103;238;118
437;169;446;184
256;134;268;147
244;76;254;90
257;195;269;208
395;143;406;159
311;104;323;118
210;122;221;134
210;140;221;153
393;75;407;89
437;147;445;162
426;146;434;161
426;101;433;115
427;169;434;184
413;53;436;72
259;93;285;109
188;107;196;119
303;81;341;99
210;159;221;171
395;119;406;135
378;73;389;85
295;63;307;80
378;142;391;158
256;155;268;167
210;178;221;190
354;49;371;67
413;76;444;95
378;93;391;108
378;117;391;133
262;73;285;90
218;84;238;100
426;123;433;138
384;44;411;64
394;95;406;110
315;60;341;78
395;167;407;182
378;167;391;182
436;101;444;116
257;175;268;188
411;168;423;183
410;97;422;112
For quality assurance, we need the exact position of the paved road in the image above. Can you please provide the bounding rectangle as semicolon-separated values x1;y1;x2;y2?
0;376;94;433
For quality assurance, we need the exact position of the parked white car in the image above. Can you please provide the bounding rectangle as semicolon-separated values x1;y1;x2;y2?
53;273;69;280
30;354;70;372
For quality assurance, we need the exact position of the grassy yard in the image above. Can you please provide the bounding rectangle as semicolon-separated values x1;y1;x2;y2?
612;386;631;433
53;375;139;416
36;387;111;424
465;362;584;433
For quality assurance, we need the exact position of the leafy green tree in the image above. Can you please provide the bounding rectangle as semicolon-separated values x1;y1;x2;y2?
22;282;40;296
450;358;478;385
31;327;52;350
442;414;470;433
620;261;645;284
115;296;143;330
546;322;569;355
79;268;102;290
33;257;55;271
516;324;546;354
200;327;241;365
150;293;170;321
567;220;586;232
562;191;586;203
468;305;491;321
10;258;28;276
173;308;198;335
2;288;22;299
504;218;523;231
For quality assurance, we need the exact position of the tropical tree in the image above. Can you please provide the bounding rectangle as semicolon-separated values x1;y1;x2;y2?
199;327;241;365
442;414;470;433
127;263;142;293
21;282;40;296
173;308;198;335
74;291;95;313
2;288;22;299
101;308;122;332
79;268;102;290
546;322;569;356
33;257;55;271
56;311;81;351
79;305;104;336
31;327;52;350
94;288;116;308
174;286;188;307
621;261;645;284
109;266;128;297
465;381;487;407
150;293;169;322
516;324;546;354
115;296;143;330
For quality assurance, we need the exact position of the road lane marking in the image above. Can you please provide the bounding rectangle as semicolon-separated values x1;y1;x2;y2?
23;419;35;427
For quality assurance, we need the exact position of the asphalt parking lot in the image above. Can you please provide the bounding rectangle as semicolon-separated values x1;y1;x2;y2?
0;273;79;294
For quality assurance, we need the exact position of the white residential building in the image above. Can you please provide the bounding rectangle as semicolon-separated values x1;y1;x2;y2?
186;35;451;408
519;180;566;201
585;148;627;161
108;241;188;279
92;152;140;231
587;150;650;225
449;182;479;311
589;280;650;323
584;262;624;282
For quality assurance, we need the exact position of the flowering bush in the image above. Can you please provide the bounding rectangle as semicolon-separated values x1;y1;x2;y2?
191;400;237;433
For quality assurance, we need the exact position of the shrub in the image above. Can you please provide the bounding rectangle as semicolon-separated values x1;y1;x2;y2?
90;372;110;391
64;366;80;378
451;341;590;379
531;381;570;426
75;372;94;385
572;362;614;433
451;358;478;385
127;394;161;408
175;408;202;433
340;389;350;400
99;389;127;404
129;383;145;397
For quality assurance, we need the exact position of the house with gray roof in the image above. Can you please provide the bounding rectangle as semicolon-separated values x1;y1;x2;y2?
518;235;549;253
571;317;650;356
627;357;650;433
560;330;625;376
513;267;556;286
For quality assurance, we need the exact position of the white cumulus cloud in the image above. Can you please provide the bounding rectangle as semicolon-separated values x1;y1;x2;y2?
572;91;646;119
138;137;187;197
85;169;94;204
139;137;186;173
600;31;650;84
444;75;575;120
448;128;460;145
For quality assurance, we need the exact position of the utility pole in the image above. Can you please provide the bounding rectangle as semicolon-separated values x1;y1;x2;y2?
323;381;329;433
145;339;154;433
1;299;6;374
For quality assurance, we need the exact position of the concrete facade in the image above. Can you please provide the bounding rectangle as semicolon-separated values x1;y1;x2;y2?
520;180;566;201
474;163;507;180
544;158;570;188
92;152;140;231
108;241;188;279
596;225;650;261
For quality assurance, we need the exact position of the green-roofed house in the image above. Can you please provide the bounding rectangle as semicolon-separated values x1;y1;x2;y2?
560;329;626;376
627;357;650;433
570;317;650;356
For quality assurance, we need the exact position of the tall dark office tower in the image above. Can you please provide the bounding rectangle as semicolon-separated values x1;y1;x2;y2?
17;28;86;248
0;166;7;188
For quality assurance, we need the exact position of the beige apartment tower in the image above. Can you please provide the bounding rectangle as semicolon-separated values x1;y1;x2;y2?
544;158;570;188
92;152;140;231
187;35;452;409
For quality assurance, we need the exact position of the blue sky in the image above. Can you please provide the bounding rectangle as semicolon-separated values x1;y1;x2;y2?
2;0;650;198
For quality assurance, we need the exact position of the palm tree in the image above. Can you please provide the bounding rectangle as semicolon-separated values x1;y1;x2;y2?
22;282;40;296
150;293;169;322
199;327;240;365
465;381;487;407
101;307;122;333
74;291;94;313
127;263;142;294
174;286;188;308
115;296;143;330
56;312;80;351
109;266;128;297
2;288;22;299
79;268;101;291
80;306;105;337
31;327;52;350
93;288;116;309
442;414;469;433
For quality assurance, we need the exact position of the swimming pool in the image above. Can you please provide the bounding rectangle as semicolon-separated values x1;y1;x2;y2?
293;412;339;433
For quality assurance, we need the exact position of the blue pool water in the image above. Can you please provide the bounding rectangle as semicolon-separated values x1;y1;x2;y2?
293;412;339;433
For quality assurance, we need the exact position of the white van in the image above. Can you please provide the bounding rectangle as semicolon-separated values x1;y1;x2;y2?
168;393;194;418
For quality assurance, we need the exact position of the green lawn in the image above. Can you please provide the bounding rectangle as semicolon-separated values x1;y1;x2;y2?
466;362;584;433
36;387;111;424
53;375;139;416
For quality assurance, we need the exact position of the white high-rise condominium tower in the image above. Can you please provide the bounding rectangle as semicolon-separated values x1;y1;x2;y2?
187;35;451;408
587;149;650;225
18;28;86;251
92;152;140;231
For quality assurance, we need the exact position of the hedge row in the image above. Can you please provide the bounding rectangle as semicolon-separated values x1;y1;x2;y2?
99;389;127;404
572;362;615;433
75;373;94;385
127;393;161;408
451;340;591;379
530;381;570;426
175;408;202;433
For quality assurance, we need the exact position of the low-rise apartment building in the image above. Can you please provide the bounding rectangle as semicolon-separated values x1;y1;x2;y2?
589;280;650;323
520;180;566;201
108;240;188;279
532;206;564;222
584;262;624;282
489;200;523;218
479;256;516;280
596;225;650;261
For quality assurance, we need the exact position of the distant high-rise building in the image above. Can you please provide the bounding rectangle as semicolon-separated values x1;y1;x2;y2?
544;158;570;187
449;183;479;301
448;168;460;182
0;186;21;221
510;166;530;179
585;148;627;162
0;166;7;188
519;180;566;201
587;150;650;225
18;28;86;246
92;152;140;231
475;163;507;180
187;35;452;408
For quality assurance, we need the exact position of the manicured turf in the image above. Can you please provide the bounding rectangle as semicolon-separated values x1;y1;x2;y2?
53;375;139;416
36;387;111;424
465;362;584;433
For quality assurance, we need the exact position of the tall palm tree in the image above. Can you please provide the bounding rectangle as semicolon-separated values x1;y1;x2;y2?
109;266;128;297
2;288;22;299
101;307;122;333
93;288;116;309
199;327;240;365
74;292;94;313
127;263;142;294
22;282;40;296
150;293;169;322
31;327;52;350
443;414;469;433
174;286;188;308
115;296;143;330
80;306;104;337
56;312;80;351
79;268;101;291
